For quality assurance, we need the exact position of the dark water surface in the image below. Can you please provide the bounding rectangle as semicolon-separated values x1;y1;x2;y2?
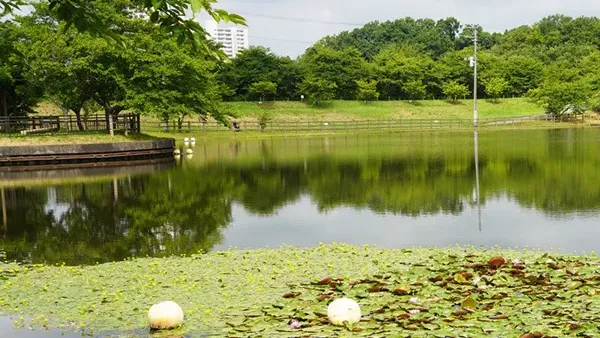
1;128;600;266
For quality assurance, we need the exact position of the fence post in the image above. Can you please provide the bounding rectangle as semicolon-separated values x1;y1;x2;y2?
296;121;299;133
188;121;191;132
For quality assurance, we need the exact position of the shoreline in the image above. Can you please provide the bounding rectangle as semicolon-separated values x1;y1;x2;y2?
0;138;175;169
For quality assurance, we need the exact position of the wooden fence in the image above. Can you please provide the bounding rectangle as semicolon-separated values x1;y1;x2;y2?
142;114;596;134
0;113;141;135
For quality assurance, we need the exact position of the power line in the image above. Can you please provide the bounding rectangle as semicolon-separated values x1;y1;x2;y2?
249;35;314;44
237;11;365;26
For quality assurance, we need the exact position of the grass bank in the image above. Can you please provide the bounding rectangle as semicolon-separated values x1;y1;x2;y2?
0;132;158;146
1;244;599;337
146;120;580;142
223;98;543;121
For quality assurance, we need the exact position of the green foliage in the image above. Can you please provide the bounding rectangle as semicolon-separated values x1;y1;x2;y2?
2;0;245;56
373;46;435;100
248;81;277;102
2;244;600;336
355;80;379;102
443;81;469;102
257;111;272;130
10;0;225;131
0;21;43;118
218;47;300;101
299;46;369;100
404;80;427;100
529;81;589;116
484;77;508;102
299;77;337;107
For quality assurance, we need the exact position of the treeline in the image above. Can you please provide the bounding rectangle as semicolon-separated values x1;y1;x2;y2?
219;15;600;114
2;6;600;129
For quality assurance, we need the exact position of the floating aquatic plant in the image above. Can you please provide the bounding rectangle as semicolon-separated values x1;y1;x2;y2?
0;244;599;337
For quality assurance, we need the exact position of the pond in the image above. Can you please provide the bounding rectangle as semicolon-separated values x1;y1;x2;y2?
1;128;600;266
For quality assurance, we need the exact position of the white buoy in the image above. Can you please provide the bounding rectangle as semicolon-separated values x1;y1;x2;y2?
186;149;193;155
190;137;196;142
174;149;181;155
184;138;190;143
327;298;361;326
148;301;184;330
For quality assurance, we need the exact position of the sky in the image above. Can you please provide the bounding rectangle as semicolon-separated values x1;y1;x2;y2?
197;0;600;58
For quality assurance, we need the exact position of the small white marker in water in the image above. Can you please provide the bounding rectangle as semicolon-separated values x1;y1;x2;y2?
327;298;361;326
148;301;184;330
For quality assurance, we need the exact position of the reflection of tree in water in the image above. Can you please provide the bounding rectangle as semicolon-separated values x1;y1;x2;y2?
1;170;237;265
3;129;600;264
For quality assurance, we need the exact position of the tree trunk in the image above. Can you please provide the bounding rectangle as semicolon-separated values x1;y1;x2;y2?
2;90;7;132
74;109;85;131
69;107;86;131
177;118;183;131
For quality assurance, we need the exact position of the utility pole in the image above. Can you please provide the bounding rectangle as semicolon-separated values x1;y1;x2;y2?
473;27;478;127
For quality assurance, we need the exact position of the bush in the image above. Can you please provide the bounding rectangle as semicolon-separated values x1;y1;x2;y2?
355;80;379;103
443;81;469;103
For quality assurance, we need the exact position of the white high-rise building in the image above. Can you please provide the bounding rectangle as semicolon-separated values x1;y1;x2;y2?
204;20;249;58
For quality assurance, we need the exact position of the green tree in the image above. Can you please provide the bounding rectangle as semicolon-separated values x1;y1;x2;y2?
356;80;379;102
1;0;245;55
443;81;469;102
373;46;435;100
299;77;337;107
484;77;508;103
249;81;277;102
529;81;589;116
403;80;427;101
299;46;368;99
218;47;280;100
126;25;224;130
0;22;43;120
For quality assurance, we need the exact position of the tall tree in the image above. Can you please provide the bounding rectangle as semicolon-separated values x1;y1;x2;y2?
299;46;369;100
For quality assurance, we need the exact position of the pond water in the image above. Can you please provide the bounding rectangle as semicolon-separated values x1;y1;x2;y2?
1;128;600;266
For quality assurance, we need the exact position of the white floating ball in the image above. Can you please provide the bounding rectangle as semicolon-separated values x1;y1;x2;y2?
190;137;196;142
174;149;181;155
186;149;193;155
184;138;190;143
148;301;184;330
327;298;361;326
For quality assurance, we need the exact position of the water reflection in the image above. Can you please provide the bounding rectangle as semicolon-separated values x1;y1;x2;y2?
1;129;600;265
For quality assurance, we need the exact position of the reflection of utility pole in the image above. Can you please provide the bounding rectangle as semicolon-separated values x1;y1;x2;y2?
112;178;119;202
1;187;7;236
474;131;482;232
473;28;478;126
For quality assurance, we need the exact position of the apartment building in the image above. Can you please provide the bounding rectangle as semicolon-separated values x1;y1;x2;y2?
204;20;249;58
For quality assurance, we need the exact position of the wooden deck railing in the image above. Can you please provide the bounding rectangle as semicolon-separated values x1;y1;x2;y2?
0;113;141;134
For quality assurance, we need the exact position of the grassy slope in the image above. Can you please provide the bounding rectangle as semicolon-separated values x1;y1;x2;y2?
34;98;543;123
1;244;599;337
0;132;158;146
224;98;544;121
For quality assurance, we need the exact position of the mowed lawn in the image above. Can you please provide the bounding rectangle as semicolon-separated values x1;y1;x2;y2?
224;98;543;122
